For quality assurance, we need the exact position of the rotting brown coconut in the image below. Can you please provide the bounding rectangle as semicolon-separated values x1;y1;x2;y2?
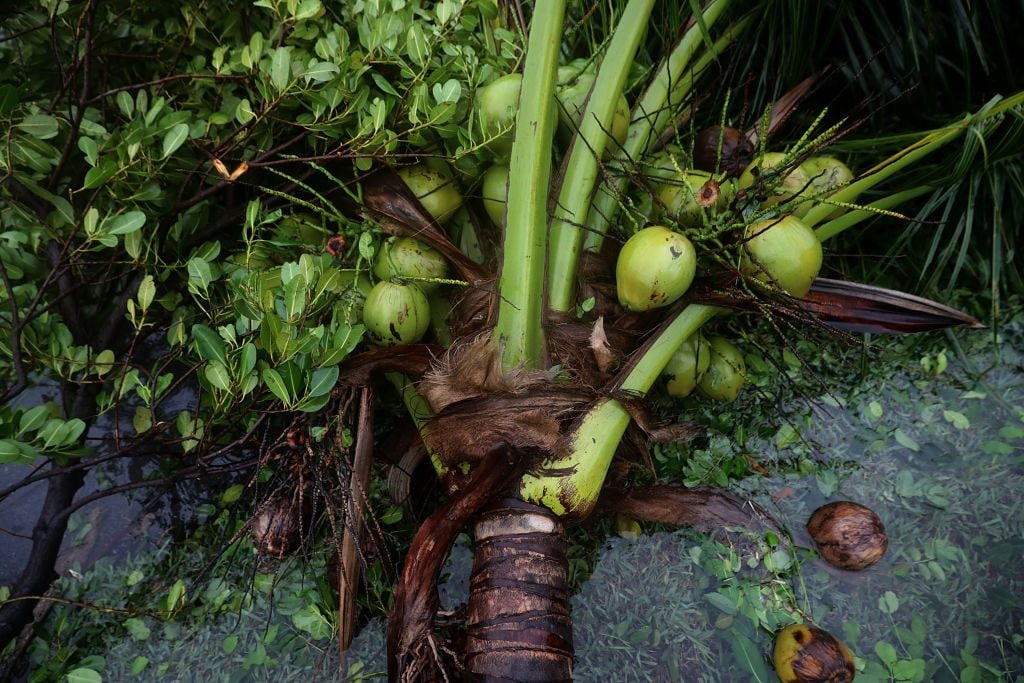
773;623;855;683
252;489;312;559
806;500;888;571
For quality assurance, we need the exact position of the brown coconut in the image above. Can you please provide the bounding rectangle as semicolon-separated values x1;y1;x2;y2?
806;500;888;571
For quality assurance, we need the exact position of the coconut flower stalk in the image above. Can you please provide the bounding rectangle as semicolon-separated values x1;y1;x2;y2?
569;0;740;288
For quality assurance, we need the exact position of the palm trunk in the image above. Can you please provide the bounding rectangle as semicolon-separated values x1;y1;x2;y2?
464;498;573;682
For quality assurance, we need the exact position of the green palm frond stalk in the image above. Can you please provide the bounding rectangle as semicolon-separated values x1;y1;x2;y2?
546;0;656;313
494;0;565;370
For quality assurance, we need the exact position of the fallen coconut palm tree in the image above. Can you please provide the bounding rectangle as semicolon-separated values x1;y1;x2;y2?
319;3;1018;678
1;1;1018;680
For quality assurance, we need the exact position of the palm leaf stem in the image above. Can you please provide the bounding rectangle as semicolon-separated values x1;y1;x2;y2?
493;0;565;371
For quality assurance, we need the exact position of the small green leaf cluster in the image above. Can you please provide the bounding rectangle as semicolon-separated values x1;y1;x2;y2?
0;404;88;464
178;232;368;417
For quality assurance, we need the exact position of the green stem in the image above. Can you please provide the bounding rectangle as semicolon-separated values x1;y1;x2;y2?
617;304;720;393
519;304;719;517
583;4;741;254
801;127;963;230
814;186;933;242
546;0;656;313
493;1;565;370
386;372;449;477
803;91;1024;230
623;0;733;158
386;372;431;430
518;399;632;517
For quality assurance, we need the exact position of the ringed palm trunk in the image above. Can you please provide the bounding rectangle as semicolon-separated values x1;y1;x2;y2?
464;498;573;682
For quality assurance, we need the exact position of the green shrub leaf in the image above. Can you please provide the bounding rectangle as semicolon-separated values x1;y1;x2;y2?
191;324;228;366
204;362;232;391
262;367;291;404
308;365;339;397
161;122;190;158
17;114;59;139
18;405;51;435
271;47;292;91
64;668;102;683
105;211;146;236
0;439;39;465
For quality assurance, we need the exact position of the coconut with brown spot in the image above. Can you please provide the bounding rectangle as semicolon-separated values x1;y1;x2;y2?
773;623;856;683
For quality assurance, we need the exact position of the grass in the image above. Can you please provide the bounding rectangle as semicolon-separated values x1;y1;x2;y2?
570;296;1024;681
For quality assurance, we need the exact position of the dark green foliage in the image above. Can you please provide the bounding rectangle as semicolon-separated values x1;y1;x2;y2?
707;1;1024;317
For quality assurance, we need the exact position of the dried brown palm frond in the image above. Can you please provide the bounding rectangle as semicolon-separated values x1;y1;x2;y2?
339;343;443;387
360;166;499;338
361;167;492;283
336;387;375;653
687;275;984;336
606;484;781;535
800;278;986;333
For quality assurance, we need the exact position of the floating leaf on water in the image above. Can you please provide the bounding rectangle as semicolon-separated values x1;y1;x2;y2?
64;668;102;683
942;409;970;429
704;591;739;615
166;579;186;611
981;440;1015;456
999;424;1024;440
868;400;883;419
878;590;900;614
874;640;898;664
131;656;149;674
764;549;794;573
776;423;800;449
125;617;151;641
893;428;920;451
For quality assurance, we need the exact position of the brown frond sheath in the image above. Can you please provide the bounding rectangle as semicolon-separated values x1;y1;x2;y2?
361;167;492;283
607;484;781;534
417;334;596;465
747;71;825;146
801;278;985;334
338;343;443;387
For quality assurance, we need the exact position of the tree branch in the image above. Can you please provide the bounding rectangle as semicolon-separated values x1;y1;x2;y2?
48;0;96;191
0;259;27;404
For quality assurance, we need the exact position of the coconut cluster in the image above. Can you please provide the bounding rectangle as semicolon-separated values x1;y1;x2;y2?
362;164;462;347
